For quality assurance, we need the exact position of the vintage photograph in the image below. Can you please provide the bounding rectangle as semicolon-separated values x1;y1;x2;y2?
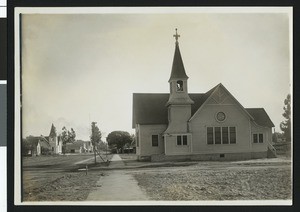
14;7;292;205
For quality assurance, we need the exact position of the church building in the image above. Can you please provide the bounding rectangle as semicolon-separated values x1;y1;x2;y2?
47;123;63;154
132;29;275;162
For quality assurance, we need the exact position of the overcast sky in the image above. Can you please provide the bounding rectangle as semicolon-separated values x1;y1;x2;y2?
20;9;291;141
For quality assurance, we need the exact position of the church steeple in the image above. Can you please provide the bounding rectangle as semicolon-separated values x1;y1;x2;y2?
166;29;194;106
49;123;57;138
169;28;189;82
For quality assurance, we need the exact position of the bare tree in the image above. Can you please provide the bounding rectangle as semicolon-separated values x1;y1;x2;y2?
90;122;102;164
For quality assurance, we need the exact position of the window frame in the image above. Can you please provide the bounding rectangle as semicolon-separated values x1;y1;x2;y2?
151;135;159;147
216;111;226;122
229;127;236;144
259;133;264;143
183;135;188;145
215;127;221;144
253;133;258;143
177;135;182;145
176;135;188;146
222;127;229;144
207;127;214;145
207;126;237;145
253;133;264;144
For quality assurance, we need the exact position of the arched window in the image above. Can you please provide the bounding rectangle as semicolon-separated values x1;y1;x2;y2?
176;80;183;91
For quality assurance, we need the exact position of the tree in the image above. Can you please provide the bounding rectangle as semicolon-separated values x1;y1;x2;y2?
90;122;102;164
106;131;133;153
22;136;36;156
98;140;107;151
60;126;76;154
280;94;291;142
131;133;136;146
68;128;76;143
272;131;284;143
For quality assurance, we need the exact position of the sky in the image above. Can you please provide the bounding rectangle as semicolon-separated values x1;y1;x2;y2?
20;8;291;141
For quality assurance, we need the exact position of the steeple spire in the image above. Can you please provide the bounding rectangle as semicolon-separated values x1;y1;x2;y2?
166;29;194;107
49;123;57;137
169;28;188;82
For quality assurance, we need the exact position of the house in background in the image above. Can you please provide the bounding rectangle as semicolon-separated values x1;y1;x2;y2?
36;137;52;156
23;136;51;156
66;141;83;153
82;141;93;153
132;30;275;161
66;140;93;153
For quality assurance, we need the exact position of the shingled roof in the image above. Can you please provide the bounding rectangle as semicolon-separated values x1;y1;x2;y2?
245;108;274;128
132;86;274;128
25;136;51;148
132;93;170;128
132;93;211;128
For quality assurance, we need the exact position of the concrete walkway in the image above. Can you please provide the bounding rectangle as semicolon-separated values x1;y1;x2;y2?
86;154;149;201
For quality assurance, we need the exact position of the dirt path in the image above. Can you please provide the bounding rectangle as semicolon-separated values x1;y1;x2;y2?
86;154;149;201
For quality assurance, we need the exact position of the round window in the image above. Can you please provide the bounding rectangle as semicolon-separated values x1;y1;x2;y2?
216;112;226;122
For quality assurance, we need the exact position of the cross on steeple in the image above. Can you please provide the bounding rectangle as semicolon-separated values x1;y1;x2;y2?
173;28;180;44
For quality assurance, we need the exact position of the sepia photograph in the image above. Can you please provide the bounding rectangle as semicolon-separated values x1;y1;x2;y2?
14;7;292;205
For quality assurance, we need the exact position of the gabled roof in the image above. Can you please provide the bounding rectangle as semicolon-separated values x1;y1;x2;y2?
26;136;51;148
190;84;219;115
39;136;51;148
245;108;275;128
132;93;209;128
132;84;220;128
25;136;40;147
132;93;170;128
43;136;49;141
132;85;274;129
189;83;254;122
169;43;188;81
